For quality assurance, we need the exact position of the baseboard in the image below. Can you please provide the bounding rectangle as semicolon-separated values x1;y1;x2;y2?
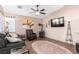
45;37;75;46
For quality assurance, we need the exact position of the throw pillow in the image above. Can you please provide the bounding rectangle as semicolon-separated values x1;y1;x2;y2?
6;37;22;42
9;33;18;38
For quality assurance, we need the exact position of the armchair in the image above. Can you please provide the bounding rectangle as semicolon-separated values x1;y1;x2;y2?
26;29;37;41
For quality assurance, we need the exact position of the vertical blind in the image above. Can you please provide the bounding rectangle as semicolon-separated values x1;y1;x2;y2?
5;17;15;32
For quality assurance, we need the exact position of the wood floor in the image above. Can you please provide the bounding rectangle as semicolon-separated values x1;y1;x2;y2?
25;37;77;54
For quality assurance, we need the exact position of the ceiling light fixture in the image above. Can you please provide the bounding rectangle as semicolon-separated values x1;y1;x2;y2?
30;5;46;15
35;12;40;15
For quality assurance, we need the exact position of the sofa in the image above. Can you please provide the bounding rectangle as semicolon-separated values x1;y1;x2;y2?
0;33;25;54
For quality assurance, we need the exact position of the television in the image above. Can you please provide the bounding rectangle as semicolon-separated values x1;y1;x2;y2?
51;17;64;27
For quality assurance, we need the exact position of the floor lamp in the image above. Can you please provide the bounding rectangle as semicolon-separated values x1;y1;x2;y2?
66;19;73;44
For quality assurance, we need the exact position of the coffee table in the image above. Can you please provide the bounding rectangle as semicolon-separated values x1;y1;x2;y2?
11;46;29;54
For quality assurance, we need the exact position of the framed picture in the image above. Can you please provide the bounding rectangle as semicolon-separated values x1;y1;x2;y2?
51;17;64;27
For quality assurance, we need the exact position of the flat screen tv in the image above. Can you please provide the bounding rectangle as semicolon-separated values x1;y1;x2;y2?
51;17;64;27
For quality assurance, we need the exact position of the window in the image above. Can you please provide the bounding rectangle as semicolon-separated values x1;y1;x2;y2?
5;17;15;32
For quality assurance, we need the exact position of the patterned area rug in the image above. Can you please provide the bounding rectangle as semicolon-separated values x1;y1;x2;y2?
32;40;72;54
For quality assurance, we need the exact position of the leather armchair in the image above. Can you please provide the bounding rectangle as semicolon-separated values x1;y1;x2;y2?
26;29;37;41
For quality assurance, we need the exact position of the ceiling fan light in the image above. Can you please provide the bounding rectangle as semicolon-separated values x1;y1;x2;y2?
35;12;40;15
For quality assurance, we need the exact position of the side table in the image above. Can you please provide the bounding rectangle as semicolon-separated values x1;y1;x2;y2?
76;43;79;53
11;46;30;54
39;31;45;38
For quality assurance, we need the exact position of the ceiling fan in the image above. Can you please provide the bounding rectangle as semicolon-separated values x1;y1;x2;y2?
30;5;46;15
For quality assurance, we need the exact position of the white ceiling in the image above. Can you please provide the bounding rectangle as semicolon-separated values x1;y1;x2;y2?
2;5;64;19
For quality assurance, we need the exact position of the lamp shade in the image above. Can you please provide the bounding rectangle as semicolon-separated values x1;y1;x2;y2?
66;19;71;22
20;17;32;25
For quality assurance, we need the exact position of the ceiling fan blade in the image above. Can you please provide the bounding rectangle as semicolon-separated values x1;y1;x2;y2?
40;9;45;11
40;12;46;15
31;8;36;11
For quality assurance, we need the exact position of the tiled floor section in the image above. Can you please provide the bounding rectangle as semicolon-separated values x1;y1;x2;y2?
25;38;77;54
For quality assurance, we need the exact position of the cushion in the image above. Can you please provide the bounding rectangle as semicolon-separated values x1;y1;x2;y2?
4;38;10;44
6;41;25;49
6;33;12;37
9;33;18;38
6;37;22;42
0;33;6;38
0;38;5;48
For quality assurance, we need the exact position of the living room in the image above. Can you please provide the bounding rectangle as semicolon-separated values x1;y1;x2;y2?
0;5;79;54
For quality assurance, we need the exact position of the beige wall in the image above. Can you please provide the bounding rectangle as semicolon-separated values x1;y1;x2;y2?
15;16;42;36
0;9;42;38
15;16;25;34
43;5;79;45
3;12;42;36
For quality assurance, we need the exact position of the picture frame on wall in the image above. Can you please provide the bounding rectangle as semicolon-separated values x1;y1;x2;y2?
51;17;64;27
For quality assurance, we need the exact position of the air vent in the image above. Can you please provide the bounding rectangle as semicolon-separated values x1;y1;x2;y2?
17;5;22;9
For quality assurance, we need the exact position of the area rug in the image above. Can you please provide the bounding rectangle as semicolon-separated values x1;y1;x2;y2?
32;40;72;54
